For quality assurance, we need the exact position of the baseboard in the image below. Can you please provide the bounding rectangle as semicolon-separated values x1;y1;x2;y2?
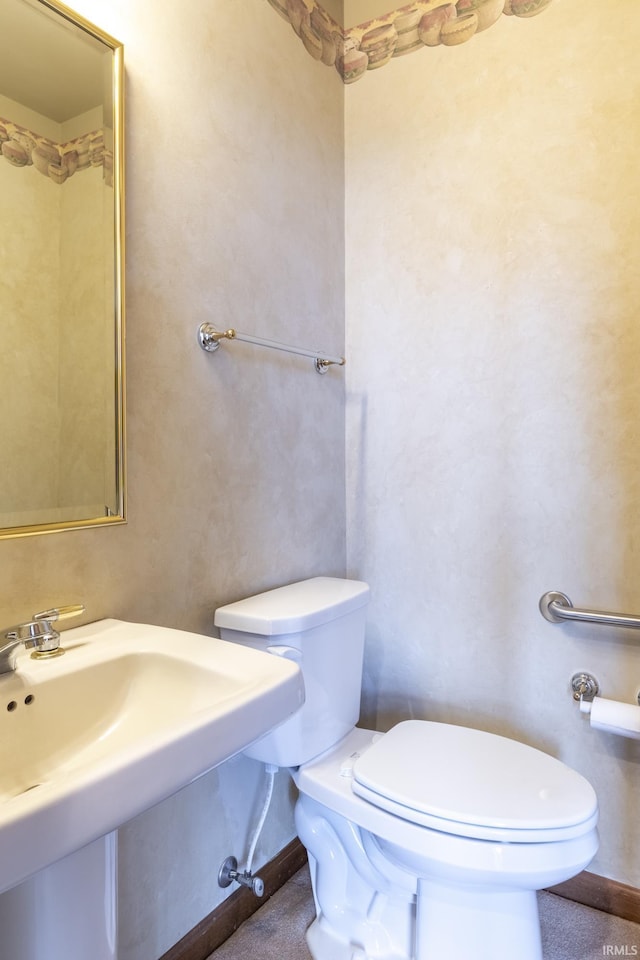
159;843;639;960
159;838;307;960
547;870;640;925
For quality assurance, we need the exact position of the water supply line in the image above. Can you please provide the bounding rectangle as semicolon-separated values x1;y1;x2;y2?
218;763;277;898
246;763;276;876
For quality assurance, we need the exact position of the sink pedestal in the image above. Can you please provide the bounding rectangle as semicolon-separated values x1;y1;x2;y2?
0;832;117;959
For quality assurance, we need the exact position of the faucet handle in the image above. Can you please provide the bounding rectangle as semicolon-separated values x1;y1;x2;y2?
33;604;85;623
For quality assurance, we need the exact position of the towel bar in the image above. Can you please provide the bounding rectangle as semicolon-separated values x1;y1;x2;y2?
197;323;345;375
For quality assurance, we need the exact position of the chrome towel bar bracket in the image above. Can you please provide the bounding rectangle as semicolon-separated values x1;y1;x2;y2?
539;591;640;629
197;323;345;375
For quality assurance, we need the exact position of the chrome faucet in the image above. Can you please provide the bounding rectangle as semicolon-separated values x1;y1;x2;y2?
0;605;85;674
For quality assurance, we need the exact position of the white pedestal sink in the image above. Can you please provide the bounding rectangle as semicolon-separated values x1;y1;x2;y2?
0;619;304;956
0;834;117;959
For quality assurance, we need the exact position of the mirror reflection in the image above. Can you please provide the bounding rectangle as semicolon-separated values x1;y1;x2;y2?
0;0;125;538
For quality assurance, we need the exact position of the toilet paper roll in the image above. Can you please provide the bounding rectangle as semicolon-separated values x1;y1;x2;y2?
582;696;640;739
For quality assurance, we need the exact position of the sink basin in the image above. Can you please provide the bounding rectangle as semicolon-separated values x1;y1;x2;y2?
0;618;304;895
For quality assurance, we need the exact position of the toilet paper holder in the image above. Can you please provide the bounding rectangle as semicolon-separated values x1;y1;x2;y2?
570;672;600;703
571;672;640;706
571;673;640;739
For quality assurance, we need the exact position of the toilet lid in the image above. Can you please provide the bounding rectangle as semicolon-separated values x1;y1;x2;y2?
351;721;598;836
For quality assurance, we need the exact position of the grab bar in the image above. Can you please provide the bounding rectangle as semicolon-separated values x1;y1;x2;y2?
197;323;345;375
539;591;640;629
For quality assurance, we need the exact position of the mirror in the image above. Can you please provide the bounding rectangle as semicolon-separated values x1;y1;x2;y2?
0;0;125;539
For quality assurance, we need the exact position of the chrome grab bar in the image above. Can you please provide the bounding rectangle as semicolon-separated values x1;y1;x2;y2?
539;591;640;629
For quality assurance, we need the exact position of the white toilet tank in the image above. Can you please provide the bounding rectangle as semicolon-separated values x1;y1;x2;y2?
215;577;370;767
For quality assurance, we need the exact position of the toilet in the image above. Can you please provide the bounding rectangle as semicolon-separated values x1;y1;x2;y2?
215;577;598;960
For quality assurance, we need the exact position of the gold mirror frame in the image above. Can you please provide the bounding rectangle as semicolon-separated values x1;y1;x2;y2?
0;0;125;539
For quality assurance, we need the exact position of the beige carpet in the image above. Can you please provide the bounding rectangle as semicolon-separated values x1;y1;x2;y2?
209;865;640;960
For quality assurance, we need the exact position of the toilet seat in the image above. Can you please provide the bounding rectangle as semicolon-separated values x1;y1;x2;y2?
295;727;599;890
351;720;598;843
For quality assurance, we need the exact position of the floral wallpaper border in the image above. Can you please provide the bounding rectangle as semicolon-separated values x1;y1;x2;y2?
266;0;554;83
0;118;113;186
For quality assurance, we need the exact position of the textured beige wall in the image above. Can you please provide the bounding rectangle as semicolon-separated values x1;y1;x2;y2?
0;0;345;956
346;0;640;885
0;159;61;517
0;120;116;525
344;0;405;25
58;165;113;513
322;0;344;23
0;93;59;140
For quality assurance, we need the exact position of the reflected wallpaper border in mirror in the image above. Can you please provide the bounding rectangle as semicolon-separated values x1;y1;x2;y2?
0;117;112;186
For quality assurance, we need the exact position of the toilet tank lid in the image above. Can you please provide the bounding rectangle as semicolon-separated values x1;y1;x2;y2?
214;577;370;636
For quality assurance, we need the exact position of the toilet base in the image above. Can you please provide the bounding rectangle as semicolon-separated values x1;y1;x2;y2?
304;882;542;960
306;916;409;960
416;878;542;960
301;836;415;960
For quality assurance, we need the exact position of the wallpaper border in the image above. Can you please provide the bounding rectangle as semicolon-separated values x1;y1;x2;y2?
266;0;554;84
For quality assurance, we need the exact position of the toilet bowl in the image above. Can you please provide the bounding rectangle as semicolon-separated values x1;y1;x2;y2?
215;578;598;960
